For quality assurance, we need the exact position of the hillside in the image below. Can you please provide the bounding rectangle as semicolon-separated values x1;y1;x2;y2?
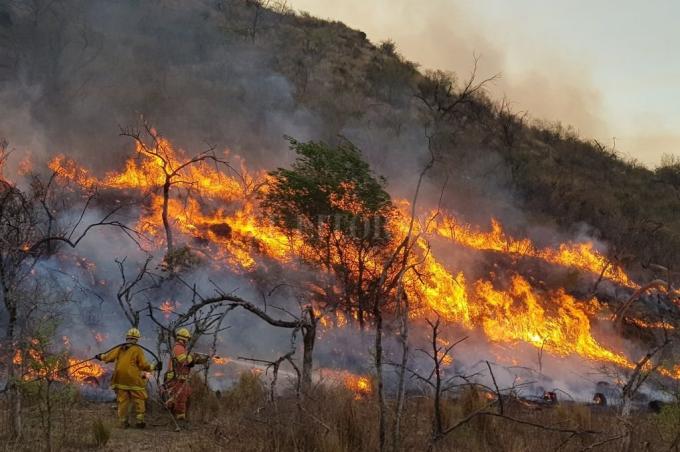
2;2;680;451
1;0;678;278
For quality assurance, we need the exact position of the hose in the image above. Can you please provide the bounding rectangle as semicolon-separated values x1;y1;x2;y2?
2;341;183;431
1;342;162;390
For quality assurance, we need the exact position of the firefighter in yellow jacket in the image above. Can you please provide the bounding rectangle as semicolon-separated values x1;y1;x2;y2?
95;328;160;428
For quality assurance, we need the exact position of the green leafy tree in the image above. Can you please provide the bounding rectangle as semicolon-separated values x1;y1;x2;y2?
261;138;394;327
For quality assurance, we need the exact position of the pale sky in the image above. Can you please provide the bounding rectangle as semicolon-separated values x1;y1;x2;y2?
291;0;680;166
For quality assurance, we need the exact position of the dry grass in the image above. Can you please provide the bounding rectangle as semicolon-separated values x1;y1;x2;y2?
0;374;675;451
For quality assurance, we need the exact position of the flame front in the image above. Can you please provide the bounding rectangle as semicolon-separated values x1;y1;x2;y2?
320;369;373;399
67;358;105;383
11;341;105;384
430;215;637;289
45;138;666;377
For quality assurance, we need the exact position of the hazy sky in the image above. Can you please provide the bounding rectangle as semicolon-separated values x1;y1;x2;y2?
291;0;680;166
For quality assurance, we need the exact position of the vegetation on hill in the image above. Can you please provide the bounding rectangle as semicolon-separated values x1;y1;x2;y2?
1;2;680;451
1;0;677;278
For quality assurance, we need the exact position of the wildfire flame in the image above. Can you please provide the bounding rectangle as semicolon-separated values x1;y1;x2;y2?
320;369;373;399
11;342;104;384
430;215;637;289
160;300;178;318
44;137;675;378
212;356;229;365
67;358;105;383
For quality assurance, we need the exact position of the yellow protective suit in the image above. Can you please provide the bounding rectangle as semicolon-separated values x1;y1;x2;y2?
100;343;154;425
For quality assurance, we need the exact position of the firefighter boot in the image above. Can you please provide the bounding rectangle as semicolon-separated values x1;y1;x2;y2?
176;418;190;430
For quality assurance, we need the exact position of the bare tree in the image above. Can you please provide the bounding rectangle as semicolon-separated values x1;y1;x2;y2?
224;294;318;393
0;161;139;438
620;337;671;452
392;140;438;451
368;227;428;452
411;315;469;443
114;256;159;328
120;122;239;259
415;55;499;124
239;350;300;402
221;0;290;41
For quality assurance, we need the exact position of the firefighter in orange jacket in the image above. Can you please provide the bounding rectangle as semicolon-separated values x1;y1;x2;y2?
96;328;160;428
163;328;206;427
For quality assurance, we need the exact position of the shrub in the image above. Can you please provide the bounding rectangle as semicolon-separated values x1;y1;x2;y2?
92;418;110;447
222;371;267;410
657;403;680;439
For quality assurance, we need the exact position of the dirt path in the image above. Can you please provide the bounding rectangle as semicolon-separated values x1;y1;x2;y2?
91;403;213;452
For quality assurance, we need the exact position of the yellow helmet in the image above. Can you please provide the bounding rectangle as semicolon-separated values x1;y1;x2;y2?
175;328;191;341
126;327;141;340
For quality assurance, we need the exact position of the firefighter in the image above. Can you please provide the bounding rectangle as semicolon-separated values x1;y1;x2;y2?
163;328;207;428
95;328;161;428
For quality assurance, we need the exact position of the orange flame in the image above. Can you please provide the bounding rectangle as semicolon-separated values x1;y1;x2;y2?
11;342;105;384
67;358;105;383
430;215;637;289
160;300;177;318
44;137;671;377
320;369;373;399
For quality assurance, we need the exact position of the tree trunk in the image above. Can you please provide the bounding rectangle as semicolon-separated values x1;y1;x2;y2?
432;324;443;439
392;292;409;452
374;301;386;452
162;180;173;254
5;302;22;438
301;322;315;394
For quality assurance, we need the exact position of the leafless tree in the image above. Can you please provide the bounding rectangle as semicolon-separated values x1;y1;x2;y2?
221;0;290;41
493;97;527;150
620;337;671;452
224;293;317;393
239;350;300;401
415;55;499;124
113;256;159;328
146;278;318;392
392;140;438;451
405;315;469;443
120;122;241;259
0;158;139;438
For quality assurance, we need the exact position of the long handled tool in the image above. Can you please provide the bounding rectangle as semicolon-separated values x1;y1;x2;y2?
0;344;121;392
1;343;183;431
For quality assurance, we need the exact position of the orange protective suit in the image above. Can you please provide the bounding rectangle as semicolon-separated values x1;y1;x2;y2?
164;341;193;419
100;344;154;426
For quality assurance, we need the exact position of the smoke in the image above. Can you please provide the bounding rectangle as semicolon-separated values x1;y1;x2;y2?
290;0;609;140
0;0;669;401
0;0;321;173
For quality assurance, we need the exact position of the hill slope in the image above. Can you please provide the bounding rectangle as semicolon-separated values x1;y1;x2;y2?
0;0;678;276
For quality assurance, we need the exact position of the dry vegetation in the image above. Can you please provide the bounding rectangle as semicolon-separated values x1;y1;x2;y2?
1;372;678;451
1;2;680;452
